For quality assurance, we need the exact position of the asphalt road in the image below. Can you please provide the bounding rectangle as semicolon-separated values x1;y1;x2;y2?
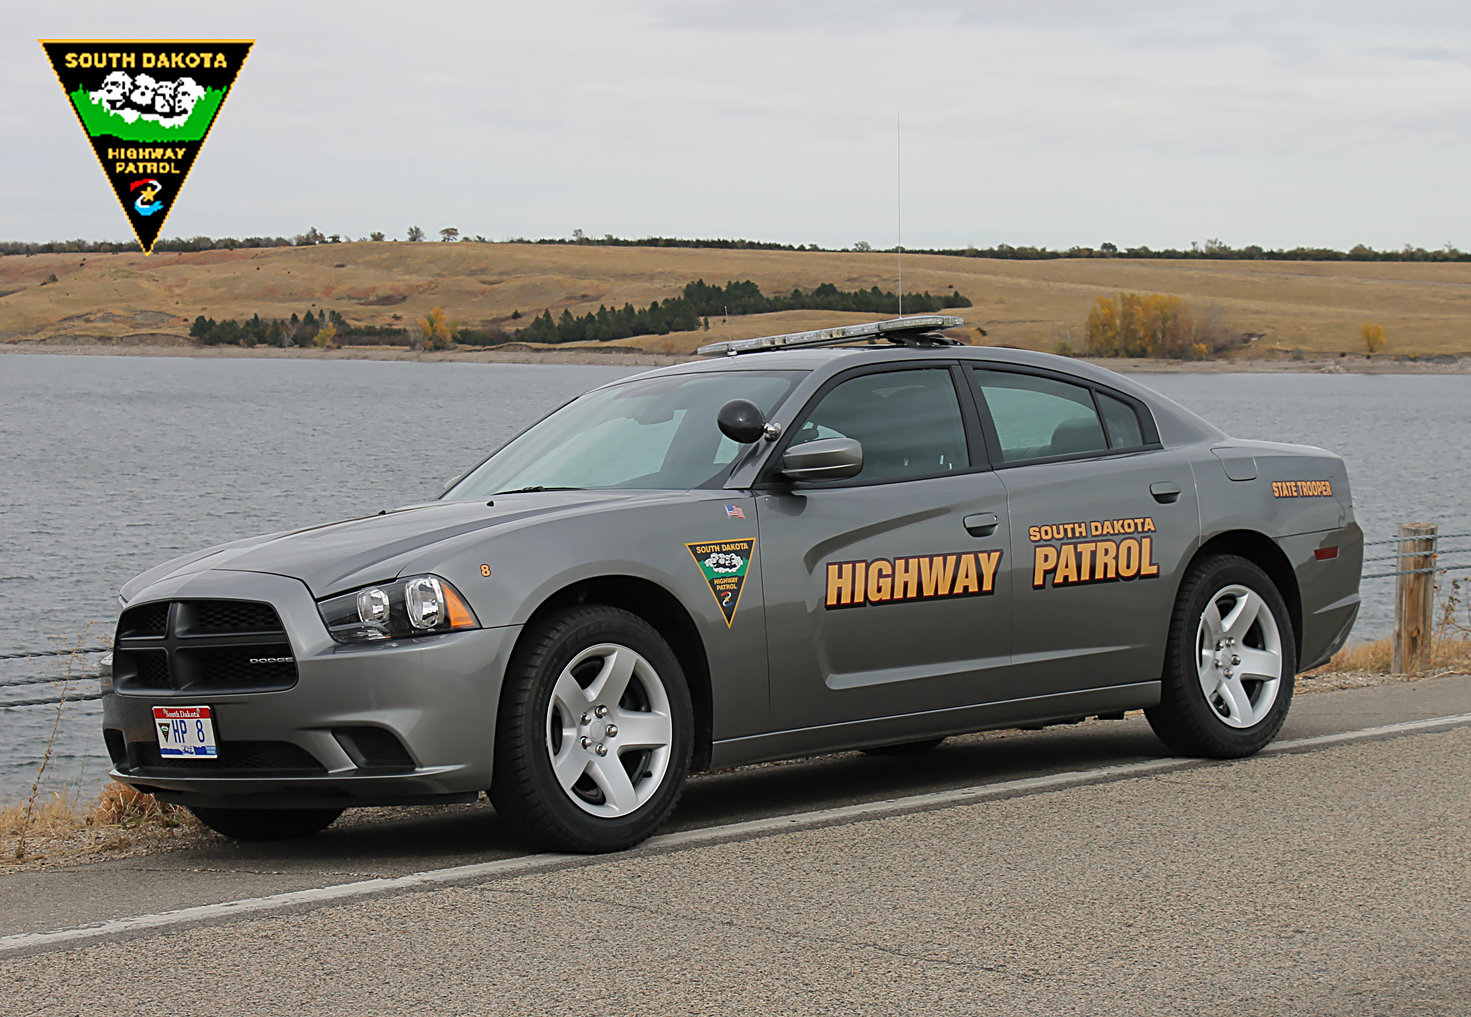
2;675;1469;1015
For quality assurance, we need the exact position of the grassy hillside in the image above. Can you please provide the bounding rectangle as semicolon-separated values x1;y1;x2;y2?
4;242;1471;356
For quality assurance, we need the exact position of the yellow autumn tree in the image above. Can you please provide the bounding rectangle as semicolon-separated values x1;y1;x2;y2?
1360;323;1386;355
313;322;338;349
416;306;457;350
1086;292;1226;359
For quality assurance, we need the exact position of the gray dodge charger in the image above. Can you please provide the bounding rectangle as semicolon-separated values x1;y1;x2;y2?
103;316;1362;852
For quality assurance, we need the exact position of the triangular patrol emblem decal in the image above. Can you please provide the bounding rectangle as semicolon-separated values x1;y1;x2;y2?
686;539;755;627
39;40;254;255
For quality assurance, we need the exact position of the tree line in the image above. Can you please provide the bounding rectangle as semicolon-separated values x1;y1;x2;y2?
512;279;974;345
189;309;405;347
177;278;976;349
515;300;703;344
6;233;1471;262
682;279;971;317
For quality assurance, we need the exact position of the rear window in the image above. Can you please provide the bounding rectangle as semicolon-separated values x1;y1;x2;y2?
973;370;1108;462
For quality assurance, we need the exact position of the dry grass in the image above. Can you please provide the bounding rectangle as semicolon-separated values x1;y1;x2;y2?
0;780;202;869
1299;636;1471;699
1308;635;1471;674
5;242;1471;356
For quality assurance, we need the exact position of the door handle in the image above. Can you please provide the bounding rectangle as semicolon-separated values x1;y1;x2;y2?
963;512;999;537
1150;482;1182;504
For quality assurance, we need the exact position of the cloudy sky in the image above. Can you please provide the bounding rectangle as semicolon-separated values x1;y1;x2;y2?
6;1;1471;250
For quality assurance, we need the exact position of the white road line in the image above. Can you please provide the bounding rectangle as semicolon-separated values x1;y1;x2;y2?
4;710;1470;956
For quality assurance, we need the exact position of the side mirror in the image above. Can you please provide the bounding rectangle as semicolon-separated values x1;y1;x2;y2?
717;399;767;444
780;437;864;482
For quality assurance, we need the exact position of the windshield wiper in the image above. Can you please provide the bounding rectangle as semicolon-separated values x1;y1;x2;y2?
491;486;583;495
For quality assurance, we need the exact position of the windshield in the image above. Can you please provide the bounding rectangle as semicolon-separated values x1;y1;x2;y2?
446;371;801;496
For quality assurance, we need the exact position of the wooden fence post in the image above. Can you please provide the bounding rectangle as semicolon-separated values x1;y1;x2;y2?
1392;522;1437;675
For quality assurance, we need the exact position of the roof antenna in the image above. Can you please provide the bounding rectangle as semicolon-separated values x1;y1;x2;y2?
897;112;903;318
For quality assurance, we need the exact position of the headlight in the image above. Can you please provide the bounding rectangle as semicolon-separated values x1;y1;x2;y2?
318;574;480;644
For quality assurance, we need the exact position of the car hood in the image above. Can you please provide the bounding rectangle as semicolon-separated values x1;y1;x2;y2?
120;490;673;601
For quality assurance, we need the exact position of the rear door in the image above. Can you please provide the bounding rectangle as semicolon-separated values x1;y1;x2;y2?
968;367;1199;699
757;362;1013;731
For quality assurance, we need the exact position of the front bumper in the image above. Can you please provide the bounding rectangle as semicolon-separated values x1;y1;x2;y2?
102;568;520;809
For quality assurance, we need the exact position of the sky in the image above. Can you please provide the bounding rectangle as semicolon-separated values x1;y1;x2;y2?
6;0;1471;251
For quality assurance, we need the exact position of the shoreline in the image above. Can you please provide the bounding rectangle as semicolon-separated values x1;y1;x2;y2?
4;341;1468;373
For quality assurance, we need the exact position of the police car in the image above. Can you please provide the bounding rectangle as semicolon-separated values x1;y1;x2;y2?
104;316;1362;852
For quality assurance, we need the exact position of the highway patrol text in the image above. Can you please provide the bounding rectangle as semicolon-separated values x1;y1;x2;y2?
825;551;1002;608
1030;517;1160;589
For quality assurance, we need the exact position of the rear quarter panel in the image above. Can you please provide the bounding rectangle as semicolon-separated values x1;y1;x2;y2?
1187;439;1361;670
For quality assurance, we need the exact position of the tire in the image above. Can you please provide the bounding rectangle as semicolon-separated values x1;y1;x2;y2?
190;806;343;841
861;738;946;756
1146;554;1296;758
491;606;694;853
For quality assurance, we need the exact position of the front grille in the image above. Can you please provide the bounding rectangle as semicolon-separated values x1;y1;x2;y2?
177;644;297;690
118;602;169;638
113;599;298;695
178;601;284;635
114;648;171;689
127;740;325;775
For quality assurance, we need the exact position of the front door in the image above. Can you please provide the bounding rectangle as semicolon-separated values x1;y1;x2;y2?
968;367;1200;698
758;364;1014;732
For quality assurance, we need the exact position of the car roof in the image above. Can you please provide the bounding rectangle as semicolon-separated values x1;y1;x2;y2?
607;344;1226;446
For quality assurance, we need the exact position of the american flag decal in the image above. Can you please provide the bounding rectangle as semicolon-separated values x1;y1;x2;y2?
724;504;745;519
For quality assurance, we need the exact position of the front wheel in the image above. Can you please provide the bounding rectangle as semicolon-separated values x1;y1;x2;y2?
1146;554;1296;758
491;606;693;853
189;806;343;841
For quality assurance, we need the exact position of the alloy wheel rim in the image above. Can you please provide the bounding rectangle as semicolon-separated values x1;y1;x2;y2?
544;643;673;818
1194;583;1283;729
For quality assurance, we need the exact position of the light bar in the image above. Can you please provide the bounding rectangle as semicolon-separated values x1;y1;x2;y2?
696;315;966;357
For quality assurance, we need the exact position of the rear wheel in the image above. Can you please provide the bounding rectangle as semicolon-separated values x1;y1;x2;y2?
491;606;693;853
1146;554;1295;758
189;806;343;841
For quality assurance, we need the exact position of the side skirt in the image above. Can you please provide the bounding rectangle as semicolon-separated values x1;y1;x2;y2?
709;681;1161;769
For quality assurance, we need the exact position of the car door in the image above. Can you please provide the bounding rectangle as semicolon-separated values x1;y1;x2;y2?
757;362;1013;732
968;367;1199;699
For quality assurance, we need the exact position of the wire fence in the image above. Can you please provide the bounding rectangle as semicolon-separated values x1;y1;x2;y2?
2;689;104;708
1359;530;1471;580
0;647;111;660
0;650;108;711
2;525;1468;709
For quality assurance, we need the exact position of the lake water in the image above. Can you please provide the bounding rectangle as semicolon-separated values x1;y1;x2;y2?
3;355;1468;800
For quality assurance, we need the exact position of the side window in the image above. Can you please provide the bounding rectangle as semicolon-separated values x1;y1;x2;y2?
1098;391;1145;449
972;369;1108;462
789;368;969;482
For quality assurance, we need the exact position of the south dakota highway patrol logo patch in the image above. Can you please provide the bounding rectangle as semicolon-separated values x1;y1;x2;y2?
686;538;754;627
40;39;253;254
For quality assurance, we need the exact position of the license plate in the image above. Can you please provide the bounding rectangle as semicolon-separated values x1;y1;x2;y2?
153;705;218;757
